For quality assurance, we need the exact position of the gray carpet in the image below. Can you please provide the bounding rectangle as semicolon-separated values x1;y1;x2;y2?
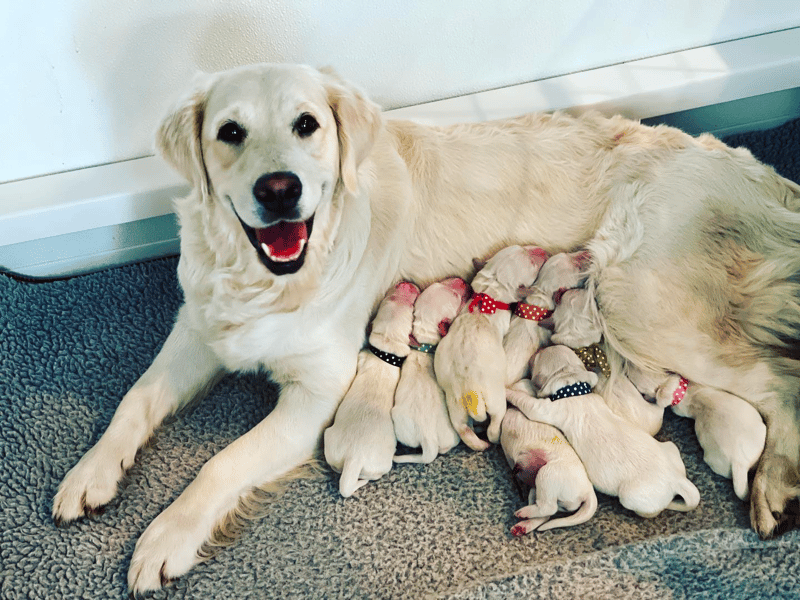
3;120;800;599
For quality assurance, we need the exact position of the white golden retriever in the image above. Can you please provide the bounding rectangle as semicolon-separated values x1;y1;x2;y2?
51;63;800;593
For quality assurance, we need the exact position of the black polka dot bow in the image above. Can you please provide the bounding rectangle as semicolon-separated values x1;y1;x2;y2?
550;381;593;400
368;344;406;367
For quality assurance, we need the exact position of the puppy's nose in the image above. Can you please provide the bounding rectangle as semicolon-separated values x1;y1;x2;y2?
252;172;302;213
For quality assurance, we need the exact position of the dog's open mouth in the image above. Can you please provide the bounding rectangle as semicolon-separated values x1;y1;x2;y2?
241;216;315;275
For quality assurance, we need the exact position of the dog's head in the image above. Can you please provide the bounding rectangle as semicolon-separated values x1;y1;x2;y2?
530;345;598;398
157;64;381;278
550;288;603;348
472;245;549;300
411;277;471;343
369;281;421;354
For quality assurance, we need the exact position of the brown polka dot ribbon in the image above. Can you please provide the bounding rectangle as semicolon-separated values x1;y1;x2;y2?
574;343;611;377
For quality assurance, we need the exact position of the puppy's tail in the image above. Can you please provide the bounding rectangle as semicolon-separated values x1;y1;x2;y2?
338;461;366;498
445;385;491;451
449;384;488;422
667;478;701;512
732;461;750;501
536;489;598;532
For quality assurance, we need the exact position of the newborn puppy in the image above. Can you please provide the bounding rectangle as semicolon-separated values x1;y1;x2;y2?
501;402;597;534
392;277;469;463
507;345;700;518
670;381;766;501
553;288;664;436
435;245;548;451
504;251;588;383
324;281;420;497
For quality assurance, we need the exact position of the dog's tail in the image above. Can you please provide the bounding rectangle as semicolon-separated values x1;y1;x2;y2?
732;460;751;501
535;489;598;532
338;461;367;498
393;436;438;464
667;478;701;512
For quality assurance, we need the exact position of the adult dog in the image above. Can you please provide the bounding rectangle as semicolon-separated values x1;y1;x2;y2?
51;63;800;593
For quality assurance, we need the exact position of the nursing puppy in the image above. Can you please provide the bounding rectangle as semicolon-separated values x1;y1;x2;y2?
501;401;597;534
664;378;767;501
52;64;800;591
435;245;547;451
392;277;469;463
504;251;587;384
324;281;420;496
507;345;700;518
552;288;664;436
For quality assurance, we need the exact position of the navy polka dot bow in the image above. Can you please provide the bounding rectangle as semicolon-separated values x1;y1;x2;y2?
550;381;593;400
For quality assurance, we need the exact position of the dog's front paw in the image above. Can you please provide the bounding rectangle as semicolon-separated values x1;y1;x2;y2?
128;509;208;595
750;453;800;539
52;444;125;525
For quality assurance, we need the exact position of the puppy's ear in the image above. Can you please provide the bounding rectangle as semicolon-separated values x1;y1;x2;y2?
155;73;214;198
320;67;382;194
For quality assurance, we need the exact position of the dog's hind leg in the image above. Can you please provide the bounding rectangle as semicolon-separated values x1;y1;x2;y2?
747;382;800;538
53;306;224;525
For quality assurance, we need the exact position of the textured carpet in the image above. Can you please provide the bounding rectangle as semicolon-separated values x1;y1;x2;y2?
2;119;800;600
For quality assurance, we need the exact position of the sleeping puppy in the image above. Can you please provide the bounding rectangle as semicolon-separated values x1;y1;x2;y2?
392;277;469;463
507;345;700;518
435;245;548;451
501;399;597;535
552;288;664;436
324;281;420;496
661;377;767;501
504;251;588;384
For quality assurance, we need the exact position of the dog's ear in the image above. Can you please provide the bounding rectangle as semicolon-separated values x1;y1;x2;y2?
320;67;382;194
155;73;214;198
472;257;487;273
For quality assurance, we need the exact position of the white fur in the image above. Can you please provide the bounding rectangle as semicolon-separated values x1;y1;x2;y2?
434;245;547;451
391;278;468;463
501;402;597;534
324;282;419;496
51;64;800;592
595;373;664;436
672;385;767;501
508;346;700;518
550;287;601;348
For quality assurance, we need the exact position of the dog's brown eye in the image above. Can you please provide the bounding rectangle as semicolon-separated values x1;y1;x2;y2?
217;121;246;145
293;113;319;138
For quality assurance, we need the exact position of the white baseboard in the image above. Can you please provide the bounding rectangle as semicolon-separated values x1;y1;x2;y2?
3;28;800;278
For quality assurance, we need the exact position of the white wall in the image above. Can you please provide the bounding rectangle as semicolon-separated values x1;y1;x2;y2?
3;0;800;185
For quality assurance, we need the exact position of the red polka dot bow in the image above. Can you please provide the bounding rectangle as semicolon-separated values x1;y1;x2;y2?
468;293;513;315
514;302;552;321
672;377;689;406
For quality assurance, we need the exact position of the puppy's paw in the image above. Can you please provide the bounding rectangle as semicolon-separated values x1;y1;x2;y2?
511;517;548;536
128;509;208;595
750;453;800;539
52;444;126;525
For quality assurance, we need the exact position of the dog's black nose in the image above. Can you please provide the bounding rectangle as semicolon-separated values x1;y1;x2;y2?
252;172;302;214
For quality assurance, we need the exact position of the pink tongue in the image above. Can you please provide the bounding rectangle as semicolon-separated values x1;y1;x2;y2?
256;221;308;259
